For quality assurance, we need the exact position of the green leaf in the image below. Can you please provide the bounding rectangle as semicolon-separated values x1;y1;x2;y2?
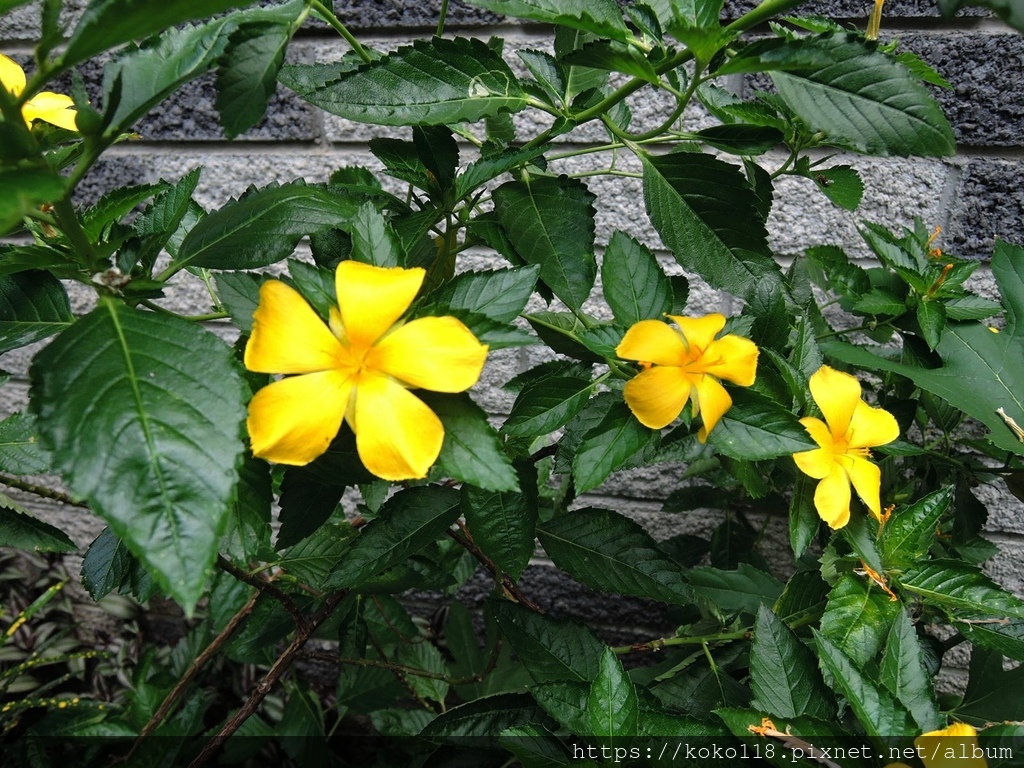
898;560;1024;619
276;467;345;549
771;34;955;156
0;412;51;474
879;608;941;732
30;301;246;611
176;183;361;270
420;692;552;741
881;487;952;568
956;647;1024;723
216;271;265;332
601;231;672;326
789;473;819;560
955;617;1024;662
641;151;784;303
492;176;597;311
421;392;518;492
819;574;900;667
454;147;546;199
562;40;658;83
850;288;906;315
588;647;639;738
498;724;571;768
537;508;692;604
687;563;783;615
572;401;657;493
916;300;945;350
428;266;540;324
814;631;914;737
502;376;594;437
280;37;528;126
994;240;1024;334
462;485;536;579
530;680;591;735
81;527;156;602
396;641;449;704
943;295;1003;321
489;600;605;683
100;19;233;136
349;202;402;268
322;486;461;590
465;0;629;41
0;502;76;553
0;270;72;354
706;398;816;460
807;165;864;211
694;124;784;155
750;605;833;720
62;0;257;66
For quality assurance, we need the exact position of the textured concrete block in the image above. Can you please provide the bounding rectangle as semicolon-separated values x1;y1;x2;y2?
333;0;500;31
976;480;1024;536
723;0;987;19
984;535;1024;598
947;159;1024;261
0;379;29;417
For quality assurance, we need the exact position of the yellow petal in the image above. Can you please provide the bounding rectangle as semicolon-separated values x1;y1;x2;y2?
700;333;759;386
814;464;852;529
352;372;444;480
616;319;686;366
335;260;424;349
370;315;487;392
793;447;836;480
0;54;26;96
844;454;883;518
799;416;835;451
670;313;726;352
23;92;77;131
622;365;691;429
917;723;986;768
693;374;732;442
245;280;343;374
247;371;352;465
847;400;900;449
809;365;862;439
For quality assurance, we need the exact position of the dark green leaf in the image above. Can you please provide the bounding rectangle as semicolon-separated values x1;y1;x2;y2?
601;231;672;326
81;527;155;602
0;502;75;552
641;151;784;303
588;647;639;738
750;605;833;720
706;398;816;460
176;183;361;270
714;36;835;75
819;574;899;667
489;600;605;683
0;270;73;354
808;165;864;210
63;0;256;66
349;203;402;268
519;49;567;106
881;487;952;568
414;125;459;191
280;37;528;126
216;271;265;332
322;486;461;590
695;124;783;155
916;300;945;350
428;265;540;323
789;473;819;560
465;0;629;41
422;392;518;492
955;617;1024;663
276;467;344;549
562;40;658;83
957;647;1024;723
463;485;536;579
572;401;656;492
0;412;52;474
498;724;571;768
943;295;1002;321
771;34;955;156
492;176;597;310
278;523;354;588
688;563;783;614
538;507;692;604
30;301;246;611
530;680;591;735
851;288;906;315
880;608;941;732
420;692;551;741
502;376;594;437
898;560;1024;618
455;146;547;199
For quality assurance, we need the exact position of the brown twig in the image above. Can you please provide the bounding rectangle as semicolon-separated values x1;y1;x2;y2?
215;556;307;631
0;474;87;507
448;523;542;613
187;589;349;768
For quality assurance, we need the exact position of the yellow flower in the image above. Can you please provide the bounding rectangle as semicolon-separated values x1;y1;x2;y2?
887;724;988;768
244;260;488;481
792;365;899;529
615;313;758;440
0;54;77;131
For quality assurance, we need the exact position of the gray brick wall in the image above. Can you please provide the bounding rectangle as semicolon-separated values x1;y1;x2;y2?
2;0;1023;655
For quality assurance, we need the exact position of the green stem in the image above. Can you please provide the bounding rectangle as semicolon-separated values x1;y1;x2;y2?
140;300;228;323
310;0;373;63
436;0;450;37
611;629;751;655
0;474;86;508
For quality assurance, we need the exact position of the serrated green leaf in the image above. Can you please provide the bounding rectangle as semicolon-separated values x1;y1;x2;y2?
176;183;361;270
880;608;941;731
851;288;906;315
81;527;156;602
465;0;629;41
695;124;784;155
601;231;672;326
899;560;1024;619
322;486;461;590
30;301;245;611
503;376;594;437
0;412;51;474
956;647;1024;723
714;36;835;76
917;300;945;350
588;647;639;738
0;270;73;354
688;563;783;614
789;473;819;560
455;147;546;199
420;692;551;741
819;574;899;667
422;392;518;492
943;295;1002;321
0;503;75;553
641;151;784;303
216;271;265;332
280;37;527;126
538;508;692;604
572;401;657;492
276;466;344;549
771;34;955;156
530;680;591;735
462;485;535;579
562;40;658;83
815;631;914;737
278;523;353;588
750;605;833;720
881;487;952;568
955;617;1024;662
492;176;597;310
808;165;864;210
428;265;540;324
499;724;571;768
706;398;816;460
489;600;605;683
348;202;402;268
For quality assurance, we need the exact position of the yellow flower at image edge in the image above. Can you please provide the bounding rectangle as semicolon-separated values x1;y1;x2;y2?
244;261;488;481
615;313;758;440
0;54;77;131
793;365;899;530
888;723;988;768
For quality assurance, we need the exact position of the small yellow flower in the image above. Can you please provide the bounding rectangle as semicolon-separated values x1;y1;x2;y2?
0;54;77;131
244;260;488;481
615;313;758;440
793;366;899;529
890;723;988;768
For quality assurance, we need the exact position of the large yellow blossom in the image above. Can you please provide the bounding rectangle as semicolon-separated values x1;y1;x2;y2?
792;366;899;529
244;261;488;481
888;723;988;768
0;54;77;131
615;313;758;440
